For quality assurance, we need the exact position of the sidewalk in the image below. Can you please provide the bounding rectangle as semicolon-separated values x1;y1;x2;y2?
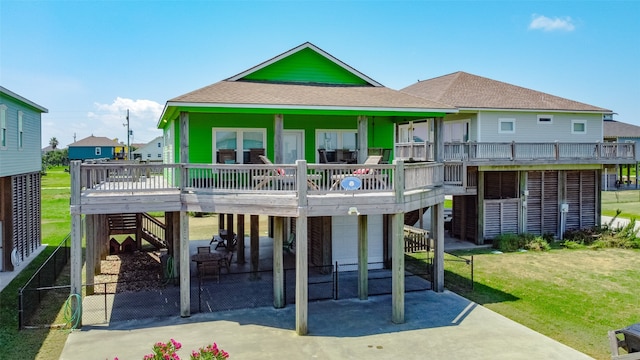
0;245;46;293
60;290;593;360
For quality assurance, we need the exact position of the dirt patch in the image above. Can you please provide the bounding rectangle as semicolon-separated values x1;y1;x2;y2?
93;251;164;293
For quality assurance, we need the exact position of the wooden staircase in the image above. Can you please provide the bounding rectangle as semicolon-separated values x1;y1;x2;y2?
107;213;167;250
405;208;428;227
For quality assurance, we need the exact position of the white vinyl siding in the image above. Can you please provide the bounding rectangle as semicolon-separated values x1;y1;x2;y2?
0;98;42;176
475;111;602;143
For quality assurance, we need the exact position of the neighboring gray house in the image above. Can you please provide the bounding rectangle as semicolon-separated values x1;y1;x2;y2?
401;71;635;243
603;119;640;188
132;135;163;161
0;86;48;271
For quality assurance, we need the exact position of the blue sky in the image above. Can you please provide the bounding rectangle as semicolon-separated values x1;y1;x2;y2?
1;0;638;147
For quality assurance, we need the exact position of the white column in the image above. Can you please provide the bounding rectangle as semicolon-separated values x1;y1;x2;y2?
296;160;308;335
274;114;284;164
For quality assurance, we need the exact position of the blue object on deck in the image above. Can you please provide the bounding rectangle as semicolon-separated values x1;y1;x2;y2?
341;176;362;190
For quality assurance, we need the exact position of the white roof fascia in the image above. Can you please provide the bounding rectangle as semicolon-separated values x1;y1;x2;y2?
164;101;457;114
226;42;384;87
460;107;608;114
0;86;48;113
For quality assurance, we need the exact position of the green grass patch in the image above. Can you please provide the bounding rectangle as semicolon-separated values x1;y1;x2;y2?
602;190;640;218
424;248;640;360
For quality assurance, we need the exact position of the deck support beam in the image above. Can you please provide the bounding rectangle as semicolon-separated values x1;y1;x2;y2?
358;214;368;300
431;203;445;292
70;161;83;327
250;215;260;276
85;214;95;295
295;160;308;335
477;171;485;245
179;211;190;317
236;214;245;264
273;216;285;308
391;212;404;324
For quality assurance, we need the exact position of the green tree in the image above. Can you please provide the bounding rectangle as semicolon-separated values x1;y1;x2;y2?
49;137;59;150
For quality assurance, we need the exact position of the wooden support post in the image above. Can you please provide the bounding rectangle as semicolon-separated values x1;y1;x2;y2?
432;203;445;292
274;114;284;164
296;160;309;335
322;216;331;267
295;211;308;335
391;212;404;324
179;211;190;317
85;214;95;295
250;215;260;277
226;213;234;237
477;171;485;245
236;214;245;264
172;212;181;278
358;214;368;300
357;115;368;163
136;213;143;250
273;216;285;308
219;213;225;231
434;117;444;163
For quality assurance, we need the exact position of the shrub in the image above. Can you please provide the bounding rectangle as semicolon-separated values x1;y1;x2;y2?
493;233;551;252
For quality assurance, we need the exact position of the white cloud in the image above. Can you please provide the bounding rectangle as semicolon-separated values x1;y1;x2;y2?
87;97;164;144
529;14;576;32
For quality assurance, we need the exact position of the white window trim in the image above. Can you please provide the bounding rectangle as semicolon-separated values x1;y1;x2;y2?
571;120;587;134
212;127;267;164
18;110;23;150
498;118;516;134
95;147;102;156
537;114;553;124
0;104;7;150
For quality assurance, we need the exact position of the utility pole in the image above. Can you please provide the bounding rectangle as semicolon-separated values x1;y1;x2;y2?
124;109;131;160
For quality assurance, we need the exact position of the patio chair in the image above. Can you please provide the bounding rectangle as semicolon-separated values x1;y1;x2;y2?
217;149;236;164
284;233;295;253
318;149;343;164
219;250;234;273
255;155;319;190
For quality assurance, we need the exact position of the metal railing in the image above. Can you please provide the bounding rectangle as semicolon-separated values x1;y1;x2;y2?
396;141;636;162
76;161;444;196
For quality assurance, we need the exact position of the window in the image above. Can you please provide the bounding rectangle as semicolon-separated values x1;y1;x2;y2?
157;142;161;147
95;147;101;156
18;111;23;149
537;115;553;124
212;128;266;164
572;120;587;134
147;153;151;158
316;130;357;150
498;118;516;134
158;153;162;158
0;104;6;149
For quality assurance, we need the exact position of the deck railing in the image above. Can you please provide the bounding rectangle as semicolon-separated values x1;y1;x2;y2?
77;161;443;196
397;141;636;162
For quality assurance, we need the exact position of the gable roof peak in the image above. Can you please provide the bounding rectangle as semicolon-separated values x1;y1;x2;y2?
226;42;383;87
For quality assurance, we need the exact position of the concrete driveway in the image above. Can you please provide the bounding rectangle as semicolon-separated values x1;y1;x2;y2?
60;290;592;360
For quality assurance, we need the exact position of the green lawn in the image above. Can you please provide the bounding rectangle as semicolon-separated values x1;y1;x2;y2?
602;189;640;218
2;169;639;359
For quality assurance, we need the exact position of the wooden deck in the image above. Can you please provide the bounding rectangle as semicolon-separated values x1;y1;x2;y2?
396;141;636;165
71;160;445;216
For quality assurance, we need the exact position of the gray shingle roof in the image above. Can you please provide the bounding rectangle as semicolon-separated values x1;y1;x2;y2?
603;120;640;138
68;135;121;147
401;71;611;113
168;80;455;111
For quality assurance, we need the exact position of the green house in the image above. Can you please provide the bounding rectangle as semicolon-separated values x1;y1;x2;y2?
158;42;454;166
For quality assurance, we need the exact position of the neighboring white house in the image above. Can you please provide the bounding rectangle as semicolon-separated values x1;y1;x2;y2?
0;86;48;271
132;136;163;161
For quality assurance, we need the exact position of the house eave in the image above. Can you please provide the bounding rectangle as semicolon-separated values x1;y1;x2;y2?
457;107;611;115
158;102;457;126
